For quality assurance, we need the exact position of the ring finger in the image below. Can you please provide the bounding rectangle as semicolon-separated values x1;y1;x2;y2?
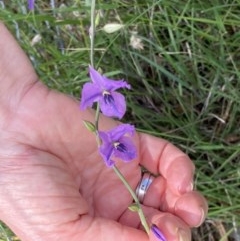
135;172;207;228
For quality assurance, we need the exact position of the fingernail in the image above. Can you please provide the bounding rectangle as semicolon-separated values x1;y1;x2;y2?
178;228;190;241
178;182;193;194
186;182;193;192
195;207;205;227
151;224;167;241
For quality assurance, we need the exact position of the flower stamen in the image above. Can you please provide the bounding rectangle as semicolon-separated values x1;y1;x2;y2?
114;142;127;152
103;90;114;104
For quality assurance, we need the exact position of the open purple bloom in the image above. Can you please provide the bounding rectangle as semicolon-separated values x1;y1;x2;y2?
98;124;137;167
28;0;35;10
80;66;131;119
151;224;167;241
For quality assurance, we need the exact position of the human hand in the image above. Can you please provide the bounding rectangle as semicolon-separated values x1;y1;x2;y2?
0;22;207;241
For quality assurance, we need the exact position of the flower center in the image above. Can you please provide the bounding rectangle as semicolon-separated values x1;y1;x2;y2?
102;90;114;104
113;142;127;152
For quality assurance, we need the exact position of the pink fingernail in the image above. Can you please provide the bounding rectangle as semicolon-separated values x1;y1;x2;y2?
186;182;193;192
178;228;190;241
178;182;193;194
195;208;205;227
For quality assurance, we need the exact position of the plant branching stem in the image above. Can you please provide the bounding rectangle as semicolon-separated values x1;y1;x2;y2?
90;0;149;235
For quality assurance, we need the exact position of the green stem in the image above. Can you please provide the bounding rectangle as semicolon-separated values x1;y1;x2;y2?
94;103;101;146
90;0;96;67
95;102;100;131
93;104;149;234
112;165;150;234
89;0;149;235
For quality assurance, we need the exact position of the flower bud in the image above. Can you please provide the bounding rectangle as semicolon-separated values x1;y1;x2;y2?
103;23;124;34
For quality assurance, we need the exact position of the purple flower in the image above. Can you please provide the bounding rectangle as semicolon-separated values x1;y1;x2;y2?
80;66;131;119
28;0;35;10
98;124;137;167
151;224;167;241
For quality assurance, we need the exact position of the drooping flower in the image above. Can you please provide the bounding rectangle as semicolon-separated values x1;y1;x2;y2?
151;224;167;241
98;124;137;167
28;0;35;10
80;66;131;119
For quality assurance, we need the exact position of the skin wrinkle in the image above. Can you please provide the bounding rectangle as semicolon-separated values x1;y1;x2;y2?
0;75;38;114
155;141;169;176
0;162;78;196
90;170;105;216
158;142;191;178
93;162;135;218
92;166;117;214
5;197;81;216
0;152;62;173
167;156;194;180
23;205;82;217
0;101;11;129
110;165;140;223
51;129;80;181
138;134;195;215
13;212;82;241
40;96;98;178
0;88;48;158
13;79;40;112
159;178;167;208
158;143;195;195
0;147;75;180
78;154;105;216
10;84;80;180
138;133;168;174
21;199;84;226
0;160;89;235
117;204;142;228
143;175;166;210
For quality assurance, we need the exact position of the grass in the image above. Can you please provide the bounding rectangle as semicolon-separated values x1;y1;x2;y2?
1;0;240;240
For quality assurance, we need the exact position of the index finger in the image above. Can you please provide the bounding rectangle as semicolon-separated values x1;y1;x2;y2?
138;133;195;195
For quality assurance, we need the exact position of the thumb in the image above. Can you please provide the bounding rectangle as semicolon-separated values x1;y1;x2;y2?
0;22;38;103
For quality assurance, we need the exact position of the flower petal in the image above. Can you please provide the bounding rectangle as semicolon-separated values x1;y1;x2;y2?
99;132;115;167
98;131;110;145
80;82;102;110
151;225;167;241
114;136;137;161
99;124;136;166
28;0;35;10
102;75;131;91
89;66;106;87
89;66;131;91
108;124;135;140
99;91;126;119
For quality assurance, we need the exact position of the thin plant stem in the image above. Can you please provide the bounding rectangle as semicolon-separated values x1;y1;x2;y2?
90;0;96;67
93;103;150;234
112;165;150;234
95;102;100;131
90;0;149;235
94;106;150;234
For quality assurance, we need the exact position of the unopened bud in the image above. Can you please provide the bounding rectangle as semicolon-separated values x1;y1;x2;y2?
102;23;124;34
83;120;96;132
31;34;42;46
